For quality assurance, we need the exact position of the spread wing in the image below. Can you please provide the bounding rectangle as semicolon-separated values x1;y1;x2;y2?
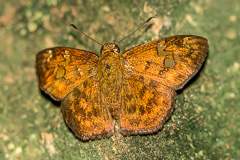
36;47;99;101
119;35;208;135
122;35;209;90
61;76;114;141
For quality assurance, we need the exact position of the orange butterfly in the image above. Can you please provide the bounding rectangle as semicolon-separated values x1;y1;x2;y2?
36;18;208;141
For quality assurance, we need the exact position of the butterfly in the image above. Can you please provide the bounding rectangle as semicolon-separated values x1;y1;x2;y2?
36;19;208;141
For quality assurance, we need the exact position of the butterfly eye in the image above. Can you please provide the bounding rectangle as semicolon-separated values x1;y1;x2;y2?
114;45;120;53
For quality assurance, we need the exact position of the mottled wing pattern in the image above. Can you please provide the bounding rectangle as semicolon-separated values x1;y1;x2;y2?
119;35;208;135
122;35;209;89
36;35;208;140
61;76;114;141
36;47;98;101
120;74;176;135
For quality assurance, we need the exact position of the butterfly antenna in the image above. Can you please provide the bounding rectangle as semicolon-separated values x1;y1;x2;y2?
70;24;103;46
117;17;155;44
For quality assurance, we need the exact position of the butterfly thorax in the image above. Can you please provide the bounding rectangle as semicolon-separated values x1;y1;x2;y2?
97;42;123;119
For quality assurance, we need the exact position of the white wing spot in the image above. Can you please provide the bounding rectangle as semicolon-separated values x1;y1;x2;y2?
47;50;53;62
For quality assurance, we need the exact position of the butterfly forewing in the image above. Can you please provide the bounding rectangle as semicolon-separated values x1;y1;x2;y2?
122;35;209;90
36;47;99;101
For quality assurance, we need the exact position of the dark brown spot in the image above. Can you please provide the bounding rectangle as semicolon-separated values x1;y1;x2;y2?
106;64;111;71
81;92;87;100
149;80;158;88
139;105;145;115
139;86;147;98
92;107;99;117
128;105;136;114
87;112;92;119
139;76;144;82
83;81;88;88
145;61;151;70
174;41;179;45
126;94;133;100
145;106;152;114
177;74;186;80
78;107;86;118
147;97;157;107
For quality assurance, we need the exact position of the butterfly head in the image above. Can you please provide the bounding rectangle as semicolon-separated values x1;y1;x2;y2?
101;41;120;55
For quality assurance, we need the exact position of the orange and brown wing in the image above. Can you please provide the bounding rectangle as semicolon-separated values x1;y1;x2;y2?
119;35;208;135
61;76;114;141
36;47;99;101
122;35;209;90
119;74;176;136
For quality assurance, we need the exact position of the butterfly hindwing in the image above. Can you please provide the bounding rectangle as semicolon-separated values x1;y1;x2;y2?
61;76;114;141
119;74;176;136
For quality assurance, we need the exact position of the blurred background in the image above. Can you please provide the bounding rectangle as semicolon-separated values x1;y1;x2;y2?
0;0;239;159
